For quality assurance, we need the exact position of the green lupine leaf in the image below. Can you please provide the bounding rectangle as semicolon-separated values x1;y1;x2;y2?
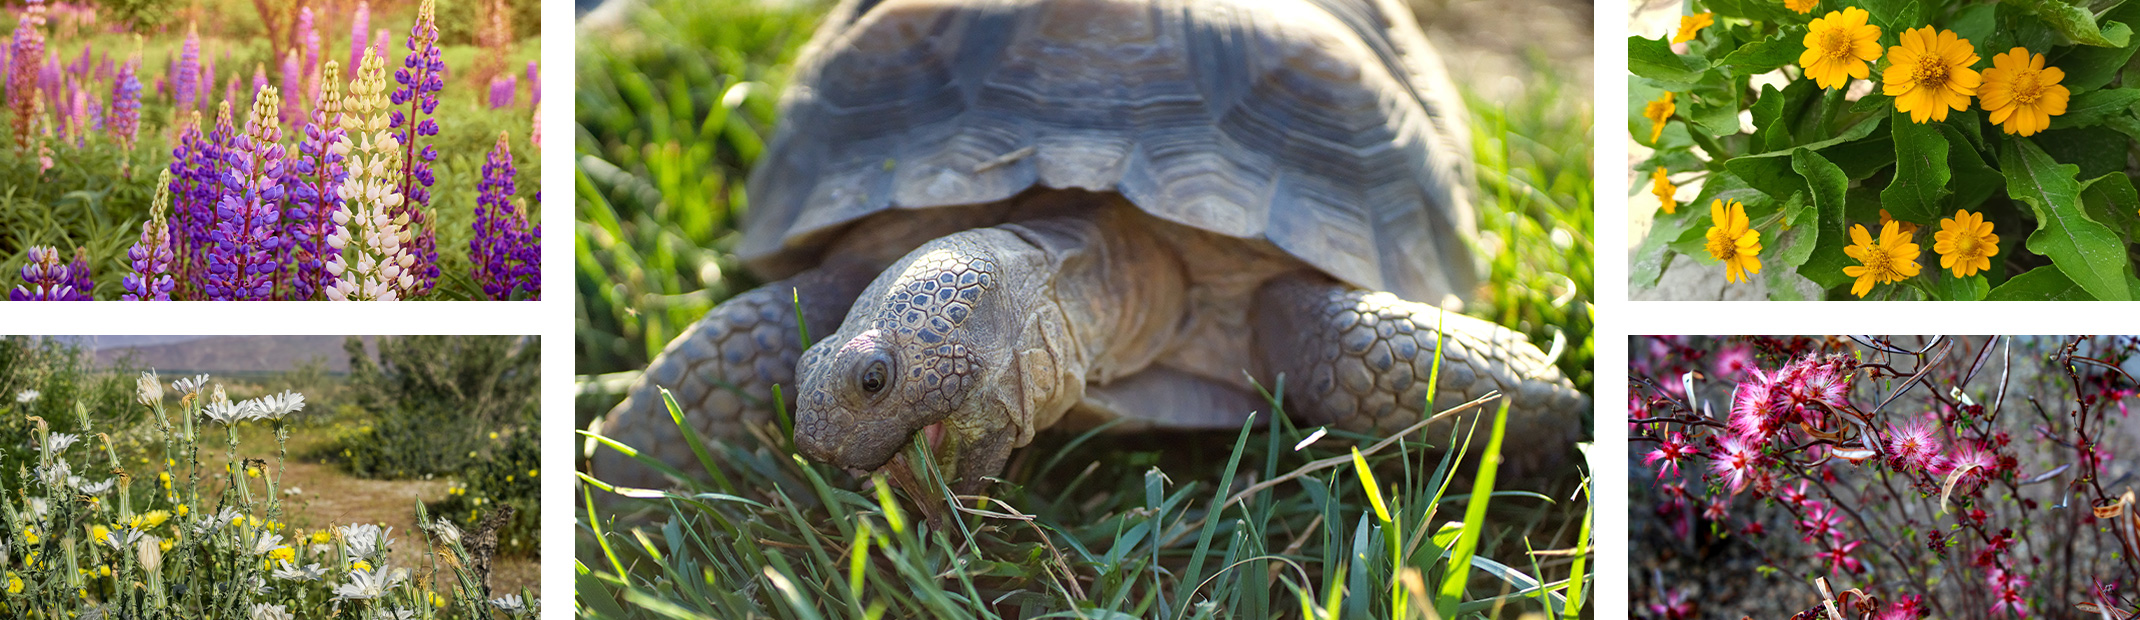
2002;0;2132;47
2002;137;2133;300
2048;88;2140;129
1879;108;1951;223
1629;35;1709;86
1986;265;2097;300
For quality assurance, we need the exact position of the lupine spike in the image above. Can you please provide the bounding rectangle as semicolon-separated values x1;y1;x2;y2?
471;131;536;300
279;50;299;125
65;246;92;299
349;2;370;72
10;245;77;301
10;0;48;156
487;74;514;109
204;91;283;301
388;0;445;296
123;171;178;301
329;48;409;301
297;6;318;112
110;37;141;177
284;60;348;301
526;60;538;106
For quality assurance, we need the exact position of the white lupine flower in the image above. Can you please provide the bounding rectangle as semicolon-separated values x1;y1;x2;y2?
16;389;39;403
249;604;293;620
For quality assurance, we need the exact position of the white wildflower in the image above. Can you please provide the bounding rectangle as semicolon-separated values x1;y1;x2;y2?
203;399;257;424
77;478;116;495
339;523;391;558
15;389;39;404
429;518;461;545
36;460;72;487
270;561;327;582
249;604;293;620
136;535;163;574
103;527;143;551
255;390;305;419
169;374;210;395
251;531;285;555
331;566;404;600
283;486;304;496
491;594;536;615
136;371;163;406
39;432;79;453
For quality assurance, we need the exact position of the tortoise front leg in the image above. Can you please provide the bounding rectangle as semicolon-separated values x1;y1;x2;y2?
1250;274;1586;467
592;258;877;488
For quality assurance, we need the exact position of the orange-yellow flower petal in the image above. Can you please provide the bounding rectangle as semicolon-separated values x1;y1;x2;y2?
1651;167;1678;214
1979;47;2069;137
1841;220;1922;297
1932;209;1999;277
1705;199;1762;283
1675;13;1715;44
1645;92;1676;143
1798;8;1882;89
1784;0;1819;13
1883;27;1980;123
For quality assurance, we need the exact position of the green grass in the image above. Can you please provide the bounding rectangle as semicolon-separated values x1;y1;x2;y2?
573;0;1592;617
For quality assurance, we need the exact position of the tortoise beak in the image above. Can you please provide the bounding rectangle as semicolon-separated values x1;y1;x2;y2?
878;424;956;525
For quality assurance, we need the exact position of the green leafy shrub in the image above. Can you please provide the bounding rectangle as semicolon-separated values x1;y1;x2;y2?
1631;0;2140;300
429;423;538;558
318;336;537;479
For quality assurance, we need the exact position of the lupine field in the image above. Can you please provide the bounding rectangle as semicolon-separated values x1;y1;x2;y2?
0;336;540;619
1632;336;2140;618
2;0;541;301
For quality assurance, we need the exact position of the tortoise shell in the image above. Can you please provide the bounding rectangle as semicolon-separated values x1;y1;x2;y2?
739;0;1478;304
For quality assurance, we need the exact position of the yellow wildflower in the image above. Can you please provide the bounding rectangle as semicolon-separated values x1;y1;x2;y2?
246;466;261;478
1878;209;1920;237
527;468;539;478
130;510;171;530
158;539;173;552
90;525;110;542
23;527;38;545
311;530;332;545
1799;8;1882;89
174;504;188;517
1785;0;1819;13
1979;47;2069;137
1675;13;1714;44
1883;26;1981;123
269;546;295;562
158;471;171;489
1644;92;1676;143
353;560;373;571
1933;209;1999;277
1843;220;1922;297
1705;200;1763;283
5;572;19;594
96;565;110;578
1650;167;1678;214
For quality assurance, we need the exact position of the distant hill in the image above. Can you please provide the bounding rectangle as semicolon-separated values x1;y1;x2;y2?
93;336;372;374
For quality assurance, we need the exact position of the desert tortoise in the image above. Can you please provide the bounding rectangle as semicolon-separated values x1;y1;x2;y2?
593;0;1586;492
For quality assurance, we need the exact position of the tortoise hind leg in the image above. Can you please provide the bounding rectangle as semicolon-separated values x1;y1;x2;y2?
591;258;877;488
1250;273;1586;469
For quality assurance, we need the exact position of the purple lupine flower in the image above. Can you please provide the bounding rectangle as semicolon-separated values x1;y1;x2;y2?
10;245;81;301
471;131;536;300
122;170;178;301
170;102;237;298
10;1;48;155
391;0;445;296
64;246;92;299
109;53;140;166
174;23;198;112
487;74;513;109
526;60;538;106
349;2;370;72
204;88;285;301
281;60;347;301
279;50;299;124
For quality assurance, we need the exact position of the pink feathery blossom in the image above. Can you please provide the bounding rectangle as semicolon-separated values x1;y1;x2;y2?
1643;432;1697;481
1710;435;1759;495
1887;418;1943;471
1990;567;2030;617
1729;375;1778;440
1712;345;1757;380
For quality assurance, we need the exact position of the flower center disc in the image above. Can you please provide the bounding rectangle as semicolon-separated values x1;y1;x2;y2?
2012;72;2041;104
1822;29;1854;59
1914;56;1949;88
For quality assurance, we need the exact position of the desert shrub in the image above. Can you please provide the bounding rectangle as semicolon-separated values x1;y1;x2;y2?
429;422;536;557
1630;335;2140;618
1632;0;2140;300
0;337;141;484
318;335;536;479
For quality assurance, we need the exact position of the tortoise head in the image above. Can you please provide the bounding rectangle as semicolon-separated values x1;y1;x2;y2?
793;236;1033;497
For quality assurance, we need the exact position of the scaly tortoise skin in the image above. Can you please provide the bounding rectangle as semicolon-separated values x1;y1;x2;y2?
593;0;1586;493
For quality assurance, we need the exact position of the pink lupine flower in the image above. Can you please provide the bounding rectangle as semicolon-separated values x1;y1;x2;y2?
1887;418;1942;471
1710;435;1759;494
1643;432;1697;481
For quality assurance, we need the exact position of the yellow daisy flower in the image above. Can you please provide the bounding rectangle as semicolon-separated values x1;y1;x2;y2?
1799;8;1882;89
1843;220;1922;297
1978;47;2069;137
1705;199;1763;283
1645;91;1676;143
1883;26;1981;123
1785;0;1819;13
1933;209;1999;277
1651;167;1678;214
1675;13;1715;44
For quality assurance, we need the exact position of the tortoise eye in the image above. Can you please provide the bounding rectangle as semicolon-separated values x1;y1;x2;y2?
859;357;889;394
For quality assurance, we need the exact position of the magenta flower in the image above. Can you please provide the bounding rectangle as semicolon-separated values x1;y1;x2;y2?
174;23;199;113
1642;432;1696;481
1728;375;1777;440
526;60;538;106
1710;435;1759;495
1712;344;1756;380
1989;568;2031;617
280;50;300;125
349;2;370;71
487;74;515;109
1797;501;1844;543
1814;538;1864;575
1886;418;1942;471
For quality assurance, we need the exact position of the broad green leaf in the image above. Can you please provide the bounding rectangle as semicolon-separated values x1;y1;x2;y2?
2036;127;2130;180
1879;108;1950;223
2003;0;2133;47
1631;78;1698;148
1986;265;2097;300
2002;137;2132;300
2106;113;2140;142
1939;125;2004;212
1719;30;1808;77
1927;271;1991;301
1949;3;2001;45
1686;71;1746;137
1791;149;1846;238
1629;35;1709;86
1770;191;1819;269
2081;172;2140;244
2047;88;2140;129
1861;0;1926;33
1750;83;1790;153
1797;184;1865;290
1821;135;1898;180
2051;6;2140;92
1724;113;1887;199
